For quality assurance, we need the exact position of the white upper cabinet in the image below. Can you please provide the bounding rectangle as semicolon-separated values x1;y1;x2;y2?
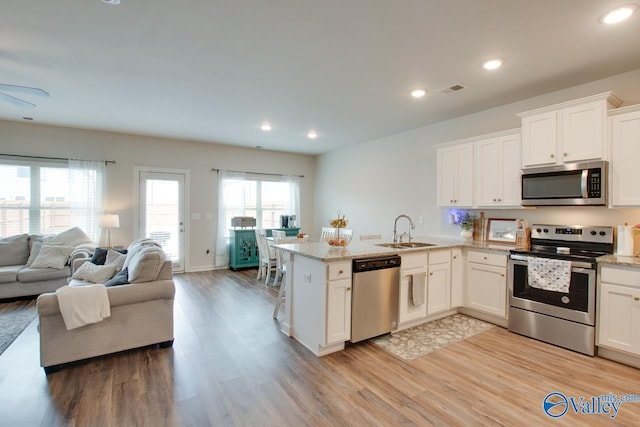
610;105;640;207
474;130;522;207
518;92;622;168
437;142;473;207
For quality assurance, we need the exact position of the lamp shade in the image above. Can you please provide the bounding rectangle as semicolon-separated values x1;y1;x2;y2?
99;214;120;228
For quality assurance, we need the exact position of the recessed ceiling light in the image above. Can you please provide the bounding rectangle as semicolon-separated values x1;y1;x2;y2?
307;130;318;140
260;122;272;131
102;0;121;4
411;89;427;98
483;58;504;70
600;4;637;24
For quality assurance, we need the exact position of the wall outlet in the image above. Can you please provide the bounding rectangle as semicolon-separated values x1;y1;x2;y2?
304;273;312;282
419;215;424;224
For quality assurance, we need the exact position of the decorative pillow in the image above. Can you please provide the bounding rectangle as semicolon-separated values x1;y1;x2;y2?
123;239;161;269
30;245;75;269
127;246;166;283
72;262;116;283
26;241;43;267
105;249;126;272
104;267;129;287
0;234;29;267
90;247;109;265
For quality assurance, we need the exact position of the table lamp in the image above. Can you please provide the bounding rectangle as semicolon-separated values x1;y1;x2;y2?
99;214;120;248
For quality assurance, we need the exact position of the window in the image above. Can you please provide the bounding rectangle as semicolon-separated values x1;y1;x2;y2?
0;158;104;239
215;172;300;268
221;178;297;232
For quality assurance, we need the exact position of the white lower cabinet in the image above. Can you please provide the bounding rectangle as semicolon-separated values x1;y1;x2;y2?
325;277;352;345
427;250;451;316
450;248;463;307
598;266;640;356
399;252;428;324
465;250;507;318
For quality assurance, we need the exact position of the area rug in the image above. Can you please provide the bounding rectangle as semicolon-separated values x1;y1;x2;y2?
370;314;494;361
0;308;37;356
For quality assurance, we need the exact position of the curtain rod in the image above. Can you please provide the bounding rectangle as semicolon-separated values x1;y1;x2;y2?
0;153;116;165
211;168;304;178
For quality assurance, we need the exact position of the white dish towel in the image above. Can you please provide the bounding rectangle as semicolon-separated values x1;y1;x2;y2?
55;284;111;330
411;272;427;306
527;257;571;293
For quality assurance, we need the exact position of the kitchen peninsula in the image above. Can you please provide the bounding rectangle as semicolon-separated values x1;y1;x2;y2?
275;238;512;357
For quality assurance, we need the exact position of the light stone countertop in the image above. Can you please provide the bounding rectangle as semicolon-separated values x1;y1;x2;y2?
275;235;515;262
597;254;640;267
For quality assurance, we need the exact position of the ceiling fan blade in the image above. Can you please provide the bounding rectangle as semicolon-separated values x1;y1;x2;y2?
0;92;36;108
0;83;49;97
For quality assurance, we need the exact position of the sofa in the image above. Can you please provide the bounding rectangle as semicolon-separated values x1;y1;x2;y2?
0;228;94;300
36;239;175;373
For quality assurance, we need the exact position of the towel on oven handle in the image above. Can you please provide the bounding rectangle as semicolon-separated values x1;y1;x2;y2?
527;257;571;293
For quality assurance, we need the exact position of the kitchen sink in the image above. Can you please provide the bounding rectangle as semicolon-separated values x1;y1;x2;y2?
375;242;437;249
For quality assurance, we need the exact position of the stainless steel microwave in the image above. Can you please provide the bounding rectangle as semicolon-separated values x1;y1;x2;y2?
521;160;607;206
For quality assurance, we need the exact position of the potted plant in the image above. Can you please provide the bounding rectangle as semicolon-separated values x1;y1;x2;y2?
456;211;475;240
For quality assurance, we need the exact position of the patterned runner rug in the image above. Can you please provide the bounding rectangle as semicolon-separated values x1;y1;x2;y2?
370;314;494;361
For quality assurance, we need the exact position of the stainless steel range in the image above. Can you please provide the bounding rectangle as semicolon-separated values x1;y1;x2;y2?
508;224;614;356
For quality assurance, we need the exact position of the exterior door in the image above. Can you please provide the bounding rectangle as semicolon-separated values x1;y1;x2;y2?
139;171;186;272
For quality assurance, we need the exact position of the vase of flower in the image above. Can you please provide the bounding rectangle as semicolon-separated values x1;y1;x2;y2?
456;211;475;241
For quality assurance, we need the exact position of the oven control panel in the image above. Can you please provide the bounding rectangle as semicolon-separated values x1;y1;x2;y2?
531;224;613;244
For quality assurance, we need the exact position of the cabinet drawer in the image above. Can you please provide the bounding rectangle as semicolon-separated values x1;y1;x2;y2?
601;266;640;288
467;250;507;267
401;252;428;270
429;250;450;265
328;262;351;281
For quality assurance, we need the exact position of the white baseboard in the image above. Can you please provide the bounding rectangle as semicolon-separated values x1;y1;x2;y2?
188;264;215;272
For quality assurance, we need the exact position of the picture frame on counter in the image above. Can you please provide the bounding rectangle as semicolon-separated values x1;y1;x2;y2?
486;218;517;244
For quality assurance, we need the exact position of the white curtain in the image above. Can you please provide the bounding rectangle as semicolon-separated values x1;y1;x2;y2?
282;175;301;228
215;170;246;268
68;159;105;242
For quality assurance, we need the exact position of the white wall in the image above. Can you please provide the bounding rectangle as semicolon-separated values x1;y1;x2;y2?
1;121;315;271
315;68;640;241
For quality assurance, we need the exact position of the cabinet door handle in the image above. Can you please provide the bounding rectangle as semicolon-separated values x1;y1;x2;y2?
635;297;639;301
346;287;352;291
564;152;568;157
483;256;488;260
501;273;505;277
453;256;457;259
550;154;555;158
430;272;434;276
339;269;344;274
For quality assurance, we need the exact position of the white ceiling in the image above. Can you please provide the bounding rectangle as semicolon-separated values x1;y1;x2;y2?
2;0;640;155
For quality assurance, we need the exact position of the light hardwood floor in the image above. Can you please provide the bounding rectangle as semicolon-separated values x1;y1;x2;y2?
1;269;640;426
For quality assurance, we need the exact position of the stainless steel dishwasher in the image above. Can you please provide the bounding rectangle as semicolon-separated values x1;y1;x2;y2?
350;255;401;343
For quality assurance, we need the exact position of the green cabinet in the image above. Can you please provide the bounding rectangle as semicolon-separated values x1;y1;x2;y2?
228;228;300;270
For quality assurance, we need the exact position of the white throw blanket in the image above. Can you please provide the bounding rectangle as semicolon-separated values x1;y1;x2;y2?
55;284;111;330
527;257;572;293
411;272;427;306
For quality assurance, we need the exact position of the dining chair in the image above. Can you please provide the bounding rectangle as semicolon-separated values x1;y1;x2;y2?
273;236;306;318
320;227;337;239
254;229;276;284
360;234;382;240
271;230;287;239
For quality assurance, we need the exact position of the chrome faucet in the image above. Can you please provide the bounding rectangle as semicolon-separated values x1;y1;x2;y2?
393;215;415;243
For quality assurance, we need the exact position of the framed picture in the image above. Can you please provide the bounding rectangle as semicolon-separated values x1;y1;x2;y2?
486;218;517;244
